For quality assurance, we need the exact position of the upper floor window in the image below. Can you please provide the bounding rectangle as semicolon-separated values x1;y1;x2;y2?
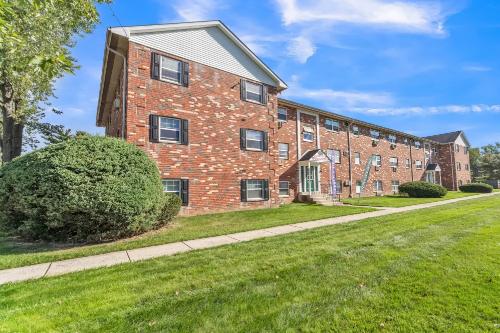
325;119;340;132
405;159;410;168
465;164;469;171
354;152;361;165
455;144;460;152
327;149;341;163
403;138;409;146
241;129;267;151
389;157;398;167
352;125;360;136
149;115;188;145
241;80;267;104
464;147;468;155
415;141;422;149
388;134;397;144
151;53;189;87
432;146;437;154
370;129;380;140
372;155;382;167
278;143;289;159
278;107;287;122
415;160;423;169
456;162;461;171
303;126;314;142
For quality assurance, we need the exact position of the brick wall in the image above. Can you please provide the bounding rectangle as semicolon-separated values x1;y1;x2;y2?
102;41;471;214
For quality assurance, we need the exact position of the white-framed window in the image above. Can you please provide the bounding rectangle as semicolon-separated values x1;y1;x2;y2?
354;152;361;165
415;160;423;169
352;125;360;136
278;143;289;160
390;157;398;167
278;107;287;122
405;159;410;168
303;130;314;142
456;162;461;171
327;149;341;163
415;141;422;149
403;138;409;146
465;164;469;171
247;180;265;200
279;181;289;196
355;180;362;194
388;134;397;144
372;155;382;167
162;179;181;196
374;180;383;192
455;144;460;152
245;81;264;103
370;129;380;140
325;119;340;132
245;129;265;151
160;55;182;84
159;117;181;142
335;180;343;193
391;180;400;193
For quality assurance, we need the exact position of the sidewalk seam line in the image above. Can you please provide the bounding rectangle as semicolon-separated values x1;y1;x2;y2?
42;262;52;278
125;250;131;262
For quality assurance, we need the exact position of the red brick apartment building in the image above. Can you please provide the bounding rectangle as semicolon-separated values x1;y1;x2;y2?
97;21;471;215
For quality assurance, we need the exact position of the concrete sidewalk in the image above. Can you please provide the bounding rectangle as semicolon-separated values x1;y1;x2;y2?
1;192;498;285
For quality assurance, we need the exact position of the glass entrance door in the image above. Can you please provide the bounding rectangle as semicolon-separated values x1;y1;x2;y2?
300;165;319;193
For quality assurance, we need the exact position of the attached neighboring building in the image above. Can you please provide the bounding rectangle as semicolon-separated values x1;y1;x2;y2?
97;20;472;215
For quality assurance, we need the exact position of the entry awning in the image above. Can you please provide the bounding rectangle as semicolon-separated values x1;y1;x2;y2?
426;163;441;172
299;149;330;163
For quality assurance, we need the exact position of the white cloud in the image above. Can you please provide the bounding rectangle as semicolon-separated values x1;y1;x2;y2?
275;0;456;62
173;0;217;21
283;75;394;107
462;65;492;72
286;36;317;63
347;104;500;116
276;0;448;34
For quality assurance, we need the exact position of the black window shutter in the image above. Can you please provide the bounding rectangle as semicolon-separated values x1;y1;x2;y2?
262;131;268;151
240;128;246;150
149;114;159;142
181;179;189;206
263;180;269;201
151;53;160;80
261;85;268;104
181;119;189;145
182;62;189;87
240;79;246;101
240;180;247;202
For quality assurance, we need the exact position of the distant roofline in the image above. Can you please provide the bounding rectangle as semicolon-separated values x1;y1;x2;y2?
108;20;287;90
424;130;471;146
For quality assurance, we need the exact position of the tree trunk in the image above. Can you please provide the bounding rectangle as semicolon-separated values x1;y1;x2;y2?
1;85;24;163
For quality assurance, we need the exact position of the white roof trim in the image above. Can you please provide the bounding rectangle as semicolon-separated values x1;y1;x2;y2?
109;20;287;90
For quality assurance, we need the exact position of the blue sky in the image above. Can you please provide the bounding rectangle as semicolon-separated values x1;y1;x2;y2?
47;0;500;147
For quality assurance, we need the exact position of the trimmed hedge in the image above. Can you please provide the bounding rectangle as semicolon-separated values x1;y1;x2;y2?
158;193;182;224
459;183;493;193
0;135;178;242
399;181;448;198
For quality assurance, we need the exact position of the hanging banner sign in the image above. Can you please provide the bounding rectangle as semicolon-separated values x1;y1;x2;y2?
361;155;375;191
327;150;337;197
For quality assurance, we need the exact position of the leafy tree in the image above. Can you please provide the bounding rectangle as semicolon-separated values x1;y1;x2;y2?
479;143;500;180
0;0;110;163
469;147;481;181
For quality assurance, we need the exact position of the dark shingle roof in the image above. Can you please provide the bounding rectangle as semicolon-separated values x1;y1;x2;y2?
425;163;441;171
299;149;322;161
424;131;462;144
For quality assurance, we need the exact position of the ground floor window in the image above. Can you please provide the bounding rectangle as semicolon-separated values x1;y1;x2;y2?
162;178;189;206
374;180;383;192
241;179;269;201
279;181;289;196
356;180;362;194
391;180;400;193
335;180;342;193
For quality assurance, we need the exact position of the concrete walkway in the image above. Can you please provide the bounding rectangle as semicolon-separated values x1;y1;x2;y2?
1;192;498;285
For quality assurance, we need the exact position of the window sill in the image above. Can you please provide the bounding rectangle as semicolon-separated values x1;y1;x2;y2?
303;139;314;142
158;139;182;144
246;198;265;202
158;77;183;86
244;98;265;106
279;195;290;198
244;148;265;152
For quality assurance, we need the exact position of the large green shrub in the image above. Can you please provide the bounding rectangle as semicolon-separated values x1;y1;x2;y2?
459;183;493;193
158;193;182;224
399;181;448;198
0;135;176;242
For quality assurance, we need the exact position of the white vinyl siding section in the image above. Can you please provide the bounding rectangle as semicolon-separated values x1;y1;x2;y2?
130;27;276;86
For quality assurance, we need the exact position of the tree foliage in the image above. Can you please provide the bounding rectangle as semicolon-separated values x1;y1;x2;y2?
471;142;500;181
0;0;110;162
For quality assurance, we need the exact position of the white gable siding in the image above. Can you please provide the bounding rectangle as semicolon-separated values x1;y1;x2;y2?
455;134;467;147
130;27;276;87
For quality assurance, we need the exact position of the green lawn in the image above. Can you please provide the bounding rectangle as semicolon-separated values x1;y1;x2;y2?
0;203;372;270
342;191;477;207
1;196;499;332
